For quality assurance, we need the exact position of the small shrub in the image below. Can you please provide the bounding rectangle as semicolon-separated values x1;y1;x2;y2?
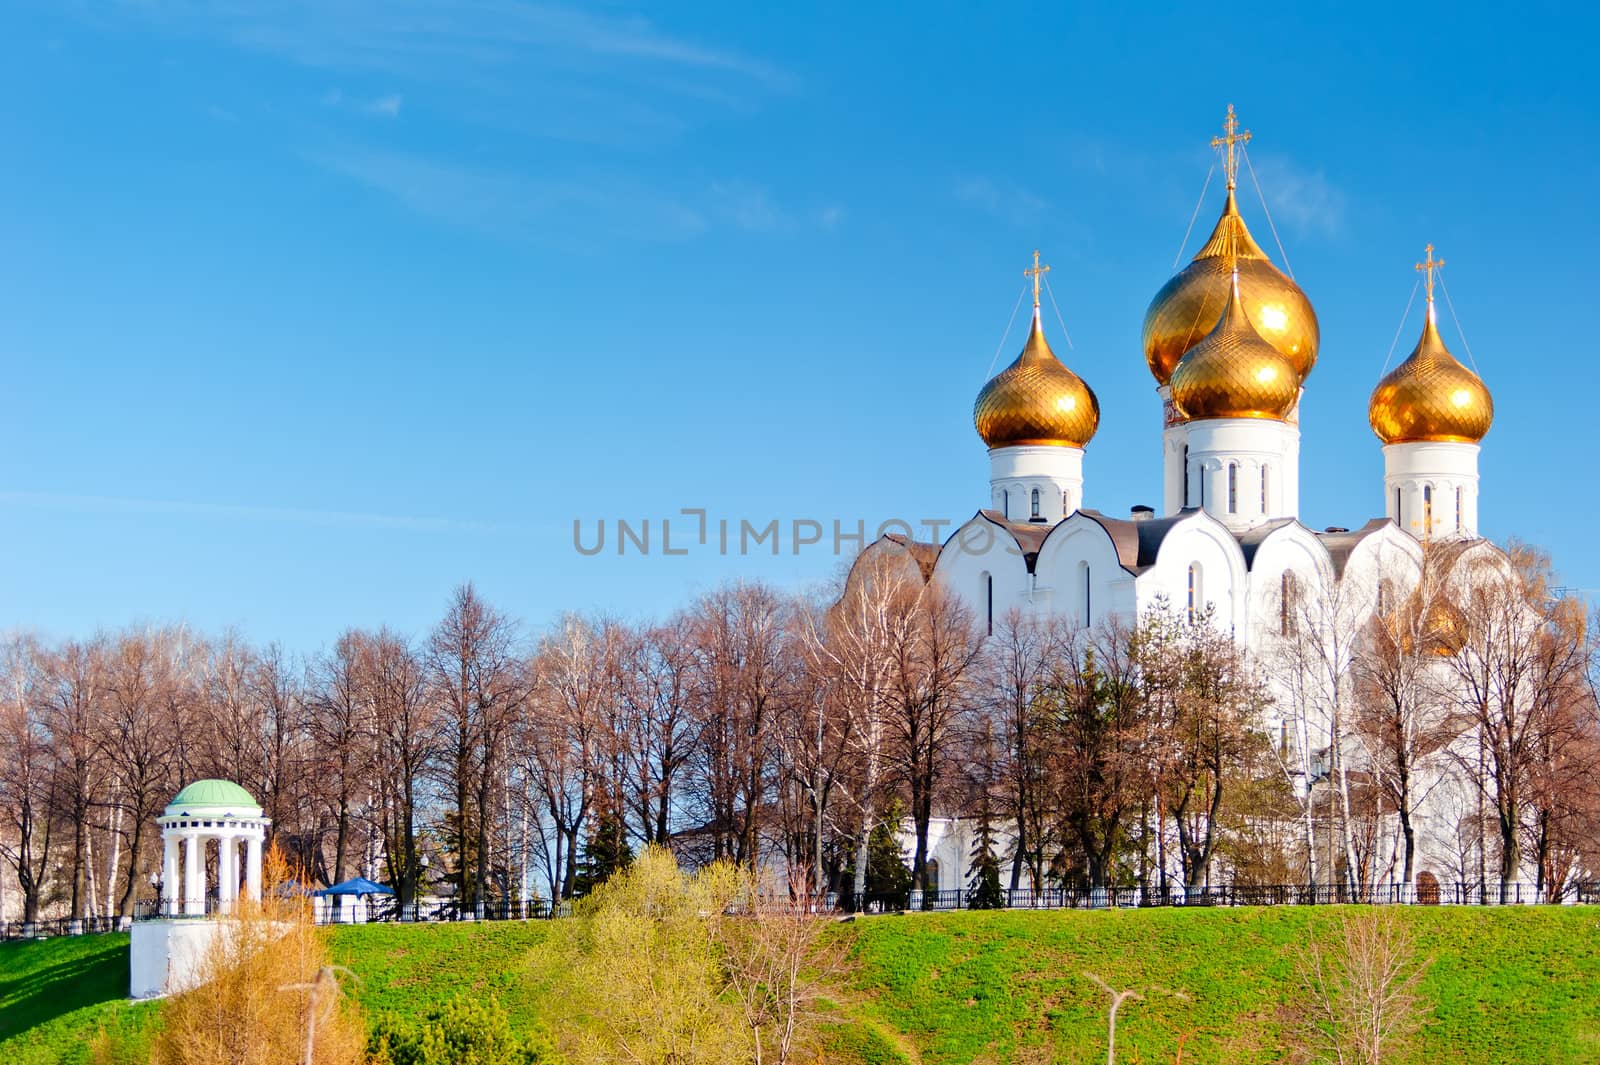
366;996;557;1065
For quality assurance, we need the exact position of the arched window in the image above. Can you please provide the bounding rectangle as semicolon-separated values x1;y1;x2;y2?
1198;465;1206;509
1000;488;1010;519
1182;445;1191;507
1260;464;1270;515
982;573;994;636
1377;578;1392;616
1423;485;1433;538
1063;489;1071;516
1080;561;1092;626
1394;487;1401;521
1455;486;1464;532
1280;571;1298;636
1031;488;1041;519
1187;563;1201;624
1228;463;1238;514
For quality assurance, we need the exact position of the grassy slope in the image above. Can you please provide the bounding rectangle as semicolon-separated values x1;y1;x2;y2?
839;906;1600;1064
0;934;158;1065
2;907;1596;1064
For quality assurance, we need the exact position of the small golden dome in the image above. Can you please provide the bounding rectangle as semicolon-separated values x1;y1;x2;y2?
1368;311;1493;444
1142;190;1320;386
974;311;1100;449
1169;272;1300;421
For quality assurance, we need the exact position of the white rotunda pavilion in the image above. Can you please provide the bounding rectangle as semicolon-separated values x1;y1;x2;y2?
130;779;272;999
157;778;271;915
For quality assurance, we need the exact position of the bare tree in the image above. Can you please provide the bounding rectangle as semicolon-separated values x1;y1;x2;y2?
801;551;914;904
429;584;525;908
1350;550;1466;889
1043;618;1147;893
983;609;1064;891
0;636;57;924
1295;910;1432;1065
251;644;308;855
306;632;374;884
621;616;700;847
366;629;435;908
103;628;191;916
39;637;109;920
524;615;609;902
1443;544;1592;900
884;585;984;897
689;583;792;866
1140;602;1267;892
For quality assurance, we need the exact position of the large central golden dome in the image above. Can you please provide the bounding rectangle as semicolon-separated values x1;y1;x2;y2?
1368;310;1493;444
974;310;1100;449
1169;271;1300;421
1142;188;1320;386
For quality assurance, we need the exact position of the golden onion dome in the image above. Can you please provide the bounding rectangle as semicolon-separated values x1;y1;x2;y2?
1169;271;1300;421
974;310;1100;449
1142;189;1320;386
1368;309;1493;445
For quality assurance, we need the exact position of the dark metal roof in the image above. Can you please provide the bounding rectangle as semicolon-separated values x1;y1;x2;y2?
1314;518;1394;577
1232;518;1301;570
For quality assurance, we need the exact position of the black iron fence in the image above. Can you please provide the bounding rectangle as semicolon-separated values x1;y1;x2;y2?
8;879;1598;941
1;915;129;940
843;879;1600;914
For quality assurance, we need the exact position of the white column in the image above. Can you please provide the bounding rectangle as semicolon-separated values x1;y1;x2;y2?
161;833;179;916
182;833;203;916
219;835;237;907
246;832;263;901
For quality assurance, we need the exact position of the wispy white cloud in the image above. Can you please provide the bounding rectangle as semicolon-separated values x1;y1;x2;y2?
709;180;786;232
952;176;1051;225
313;145;708;240
322;88;404;118
1241;151;1345;238
114;1;793;90
0;491;498;532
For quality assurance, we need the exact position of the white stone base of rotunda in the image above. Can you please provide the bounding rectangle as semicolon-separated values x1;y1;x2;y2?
129;919;230;999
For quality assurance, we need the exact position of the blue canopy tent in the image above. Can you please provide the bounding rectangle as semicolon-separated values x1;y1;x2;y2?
315;877;394;897
315;877;394;923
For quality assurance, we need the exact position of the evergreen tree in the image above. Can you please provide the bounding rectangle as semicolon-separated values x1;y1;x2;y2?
572;811;634;897
840;804;913;910
967;792;1005;910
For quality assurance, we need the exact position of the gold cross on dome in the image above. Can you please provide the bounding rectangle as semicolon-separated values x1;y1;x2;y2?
1416;243;1445;304
1211;103;1252;190
1024;249;1050;309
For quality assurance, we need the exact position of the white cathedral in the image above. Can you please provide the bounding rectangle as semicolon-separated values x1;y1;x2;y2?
863;108;1514;898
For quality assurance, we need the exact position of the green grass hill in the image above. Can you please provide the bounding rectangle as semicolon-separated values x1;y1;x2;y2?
2;906;1597;1064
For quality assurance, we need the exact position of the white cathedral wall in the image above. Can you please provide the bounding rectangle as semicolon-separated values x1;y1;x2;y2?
1184;417;1301;528
1131;514;1249;634
989;445;1085;523
932;517;1035;634
1032;518;1139;627
1241;524;1339;756
1383;441;1481;540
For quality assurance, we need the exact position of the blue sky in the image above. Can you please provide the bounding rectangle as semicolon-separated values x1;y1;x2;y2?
2;1;1596;651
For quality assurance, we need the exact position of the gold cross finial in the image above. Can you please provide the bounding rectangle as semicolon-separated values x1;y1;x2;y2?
1024;249;1050;309
1416;243;1445;305
1211;103;1252;190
